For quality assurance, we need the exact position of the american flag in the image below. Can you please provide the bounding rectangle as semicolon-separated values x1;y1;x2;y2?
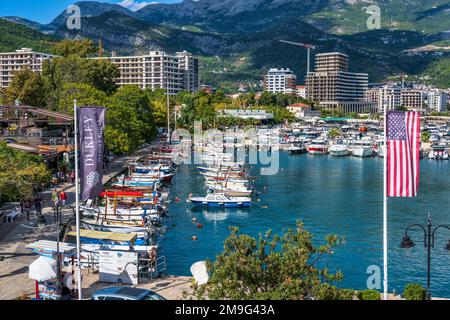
386;111;421;197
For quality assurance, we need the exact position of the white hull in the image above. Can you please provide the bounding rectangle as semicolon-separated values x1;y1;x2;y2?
352;147;373;158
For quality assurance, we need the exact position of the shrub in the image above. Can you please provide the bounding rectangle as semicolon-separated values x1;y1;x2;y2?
403;284;427;300
357;290;381;300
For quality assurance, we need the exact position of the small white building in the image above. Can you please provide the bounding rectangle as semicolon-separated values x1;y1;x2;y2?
365;85;401;113
221;109;274;120
427;91;448;113
287;103;321;119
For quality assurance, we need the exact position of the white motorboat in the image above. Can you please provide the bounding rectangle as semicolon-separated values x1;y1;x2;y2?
329;143;350;156
352;141;374;158
307;140;329;155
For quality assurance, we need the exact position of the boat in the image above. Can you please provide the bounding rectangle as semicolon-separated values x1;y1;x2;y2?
329;143;350;157
307;140;329;155
187;193;252;208
207;185;253;197
352;140;374;158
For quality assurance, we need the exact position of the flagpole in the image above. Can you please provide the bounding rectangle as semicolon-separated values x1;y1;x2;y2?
74;99;82;300
383;105;388;300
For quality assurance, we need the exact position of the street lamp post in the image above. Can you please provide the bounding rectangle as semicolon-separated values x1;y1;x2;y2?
400;213;450;300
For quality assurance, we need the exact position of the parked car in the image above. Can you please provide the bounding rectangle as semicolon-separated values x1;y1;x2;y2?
92;287;166;301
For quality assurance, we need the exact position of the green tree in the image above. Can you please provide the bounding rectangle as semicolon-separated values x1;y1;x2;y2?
105;86;157;155
112;85;156;142
42;54;119;110
0;142;50;203
52;39;96;58
403;283;427;300
4;68;47;107
193;221;351;300
85;59;119;94
57;82;109;114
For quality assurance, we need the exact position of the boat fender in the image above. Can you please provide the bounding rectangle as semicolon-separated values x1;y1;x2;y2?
192;218;197;222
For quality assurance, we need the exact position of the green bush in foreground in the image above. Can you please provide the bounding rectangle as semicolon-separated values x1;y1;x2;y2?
403;283;427;300
192;220;352;300
357;290;380;300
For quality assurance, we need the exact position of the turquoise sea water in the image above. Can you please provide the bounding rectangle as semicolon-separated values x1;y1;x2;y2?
161;152;450;297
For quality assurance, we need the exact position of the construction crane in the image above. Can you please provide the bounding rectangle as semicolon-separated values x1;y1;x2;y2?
278;39;316;74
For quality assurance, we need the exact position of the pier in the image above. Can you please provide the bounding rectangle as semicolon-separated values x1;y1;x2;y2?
0;145;174;300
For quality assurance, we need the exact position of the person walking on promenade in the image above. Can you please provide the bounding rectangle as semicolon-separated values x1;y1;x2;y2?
34;197;43;216
70;170;75;184
52;189;59;222
25;199;32;221
58;190;67;223
60;190;67;208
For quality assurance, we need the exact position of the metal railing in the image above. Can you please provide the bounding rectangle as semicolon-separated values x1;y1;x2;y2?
138;255;167;282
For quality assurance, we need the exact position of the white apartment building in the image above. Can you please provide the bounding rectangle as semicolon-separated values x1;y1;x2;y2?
263;68;297;94
0;48;55;88
427;91;448;113
401;89;425;110
96;50;199;94
365;86;401;113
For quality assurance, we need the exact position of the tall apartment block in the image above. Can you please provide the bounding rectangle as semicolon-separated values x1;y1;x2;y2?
263;68;297;95
96;50;199;94
0;48;55;88
306;52;376;114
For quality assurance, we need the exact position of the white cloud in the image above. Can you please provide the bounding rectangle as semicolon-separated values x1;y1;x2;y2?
118;0;157;11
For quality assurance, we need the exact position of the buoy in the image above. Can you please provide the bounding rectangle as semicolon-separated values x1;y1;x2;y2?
192;217;197;222
192;236;198;241
197;223;203;229
176;197;181;203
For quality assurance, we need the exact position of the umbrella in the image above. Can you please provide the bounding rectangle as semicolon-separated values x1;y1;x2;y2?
190;261;209;285
29;256;57;282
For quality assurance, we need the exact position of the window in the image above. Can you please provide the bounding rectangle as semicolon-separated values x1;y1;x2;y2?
103;296;126;300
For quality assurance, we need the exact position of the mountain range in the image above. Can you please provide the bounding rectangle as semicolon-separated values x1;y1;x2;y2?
2;0;450;91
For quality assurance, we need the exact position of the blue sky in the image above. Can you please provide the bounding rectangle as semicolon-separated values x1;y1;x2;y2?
0;0;181;24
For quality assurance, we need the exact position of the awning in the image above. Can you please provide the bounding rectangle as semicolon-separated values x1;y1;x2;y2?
67;229;137;243
26;240;77;257
99;191;145;198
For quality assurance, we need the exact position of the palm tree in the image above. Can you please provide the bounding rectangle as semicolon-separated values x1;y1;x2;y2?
421;131;431;143
328;128;341;140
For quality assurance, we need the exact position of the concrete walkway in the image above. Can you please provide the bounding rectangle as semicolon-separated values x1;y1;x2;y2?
0;147;152;300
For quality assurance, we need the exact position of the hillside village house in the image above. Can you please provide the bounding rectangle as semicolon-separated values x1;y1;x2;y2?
287;102;321;119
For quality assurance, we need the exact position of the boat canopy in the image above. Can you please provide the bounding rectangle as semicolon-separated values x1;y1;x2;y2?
67;229;137;244
26;240;77;257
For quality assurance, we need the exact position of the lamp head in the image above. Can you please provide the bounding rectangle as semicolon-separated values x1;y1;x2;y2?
445;240;450;251
400;235;415;248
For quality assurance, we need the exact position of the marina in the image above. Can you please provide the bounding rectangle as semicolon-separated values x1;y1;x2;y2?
162;151;450;297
